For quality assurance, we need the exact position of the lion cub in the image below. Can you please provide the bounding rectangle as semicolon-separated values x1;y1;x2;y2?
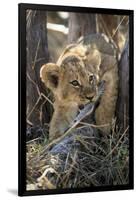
40;34;118;140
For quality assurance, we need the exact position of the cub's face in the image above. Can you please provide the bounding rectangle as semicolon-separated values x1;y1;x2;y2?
40;55;100;108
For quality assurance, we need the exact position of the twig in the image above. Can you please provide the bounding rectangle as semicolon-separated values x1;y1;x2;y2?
79;121;110;128
27;72;41;97
99;15;117;49
27;93;53;121
27;137;41;144
27;95;41;119
105;126;129;159
27;119;33;126
26;10;32;28
112;16;126;39
32;38;41;69
40;98;48;125
41;93;53;106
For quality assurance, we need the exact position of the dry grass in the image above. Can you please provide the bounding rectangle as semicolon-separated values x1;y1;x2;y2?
26;120;129;190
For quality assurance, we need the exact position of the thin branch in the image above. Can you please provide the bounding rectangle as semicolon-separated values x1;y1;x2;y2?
41;93;53;106
32;38;41;69
27;72;41;97
27;92;53;120
112;16;126;39
27;119;33;126
26;137;41;144
79;121;110;128
99;15;117;49
105;126;129;159
27;95;42;119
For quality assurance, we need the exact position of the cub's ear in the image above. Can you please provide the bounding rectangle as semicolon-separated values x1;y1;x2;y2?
40;63;60;91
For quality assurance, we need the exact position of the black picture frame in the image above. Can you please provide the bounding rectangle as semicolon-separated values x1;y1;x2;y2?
18;3;134;196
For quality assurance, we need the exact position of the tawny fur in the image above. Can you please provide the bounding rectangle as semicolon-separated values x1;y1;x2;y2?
40;34;118;140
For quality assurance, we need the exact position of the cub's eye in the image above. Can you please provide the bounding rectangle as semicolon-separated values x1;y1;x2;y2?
70;80;80;87
89;74;94;83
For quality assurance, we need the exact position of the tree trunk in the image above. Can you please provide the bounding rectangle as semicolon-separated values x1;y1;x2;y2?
68;13;97;43
26;10;52;127
116;42;129;130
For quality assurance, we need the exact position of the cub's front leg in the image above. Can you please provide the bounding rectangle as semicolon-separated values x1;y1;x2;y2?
49;103;78;141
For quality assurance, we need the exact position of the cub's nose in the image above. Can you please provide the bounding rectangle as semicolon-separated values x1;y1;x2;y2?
78;104;85;110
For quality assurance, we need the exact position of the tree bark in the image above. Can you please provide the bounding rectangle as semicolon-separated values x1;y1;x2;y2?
26;10;52;127
116;42;129;130
68;13;97;43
